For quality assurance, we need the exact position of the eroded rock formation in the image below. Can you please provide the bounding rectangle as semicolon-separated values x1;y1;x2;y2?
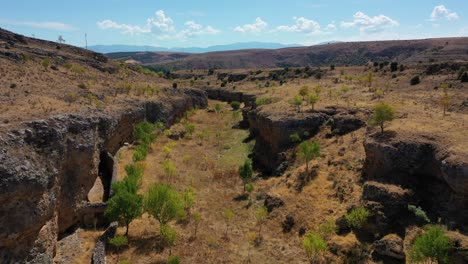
0;88;207;263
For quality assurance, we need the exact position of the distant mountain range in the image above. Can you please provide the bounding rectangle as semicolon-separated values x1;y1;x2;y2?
87;42;302;54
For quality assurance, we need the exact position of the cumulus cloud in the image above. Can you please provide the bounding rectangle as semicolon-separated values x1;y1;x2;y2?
0;19;76;31
326;23;337;31
277;17;321;34
97;10;219;40
233;17;267;33
430;5;459;21
341;11;398;33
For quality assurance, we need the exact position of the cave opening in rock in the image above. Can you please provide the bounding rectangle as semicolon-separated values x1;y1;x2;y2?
98;151;115;202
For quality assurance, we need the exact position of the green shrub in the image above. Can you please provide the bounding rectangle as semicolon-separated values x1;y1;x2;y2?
134;121;156;144
255;97;272;107
410;75;420;85
303;231;327;261
408;205;430;223
108;235;128;249
230;101;241;110
409;225;453;264
132;144;150;162
167;255;180;264
185;123;195;137
289;133;301;143
345;207;369;229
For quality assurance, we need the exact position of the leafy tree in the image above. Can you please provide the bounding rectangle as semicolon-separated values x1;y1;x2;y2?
254;206;268;236
303;231;327;262
145;184;185;227
239;159;253;191
222;208;235;238
298;141;321;174
369;102;395;133
345;207;369;229
230;101;241;110
290;95;303;112
299;85;309;100
105;179;143;236
390;62;398;72
409;225;453;264
308;94;319;110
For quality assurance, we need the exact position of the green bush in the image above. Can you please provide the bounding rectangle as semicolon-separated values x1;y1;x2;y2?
316;219;337;239
303;231;327;261
289;133;301;143
255;97;272;107
134;121;156;145
409;225;453;264
369;102;395;133
167;255;180;264
230;101;241;110
108;235;128;249
132;144;150;162
345;207;369;229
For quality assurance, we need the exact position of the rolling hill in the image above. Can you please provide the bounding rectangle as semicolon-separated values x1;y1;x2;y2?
107;37;468;69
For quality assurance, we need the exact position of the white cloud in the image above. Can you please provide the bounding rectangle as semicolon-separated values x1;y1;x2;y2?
233;17;267;33
97;10;219;40
277;17;321;34
430;5;459;21
326;23;337;31
0;19;76;31
341;11;398;33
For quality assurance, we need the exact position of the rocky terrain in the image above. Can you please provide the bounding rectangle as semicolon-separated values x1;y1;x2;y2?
1;27;467;264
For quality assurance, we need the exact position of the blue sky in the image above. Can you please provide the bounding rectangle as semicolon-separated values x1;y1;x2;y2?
0;0;467;48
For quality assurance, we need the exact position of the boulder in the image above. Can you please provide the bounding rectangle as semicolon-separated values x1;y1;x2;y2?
372;234;405;262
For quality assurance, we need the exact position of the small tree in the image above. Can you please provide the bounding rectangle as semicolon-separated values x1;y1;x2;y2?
299;86;309;100
460;71;468;83
239;159;253;191
290;95;302;112
308;94;319;110
222;208;235;238
298;141;321;174
303;231;327;262
314;85;322;96
172;82;178;89
369;102;395;133
254;206;268;236
145;184;185;229
105;176;143;236
409;225;453;264
390;62;398;72
214;103;222;114
245;183;254;201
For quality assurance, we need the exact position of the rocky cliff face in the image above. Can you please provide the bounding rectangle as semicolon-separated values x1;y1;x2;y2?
0;88;207;263
362;132;468;232
247;107;367;174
